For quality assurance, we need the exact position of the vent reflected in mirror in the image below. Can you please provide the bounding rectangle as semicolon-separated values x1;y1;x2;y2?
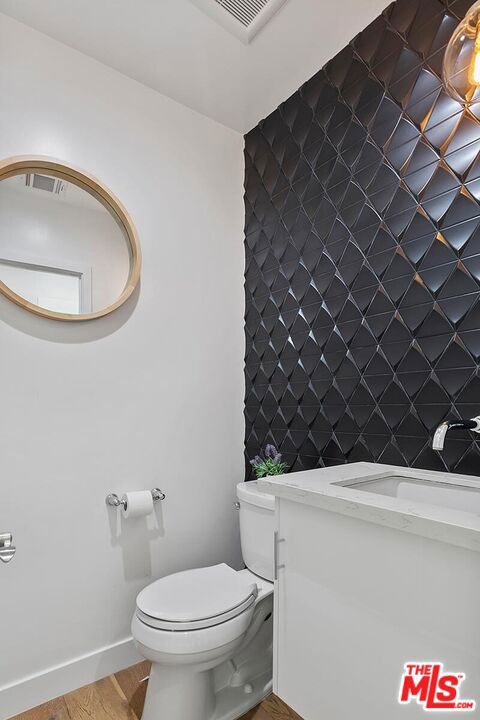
0;157;141;321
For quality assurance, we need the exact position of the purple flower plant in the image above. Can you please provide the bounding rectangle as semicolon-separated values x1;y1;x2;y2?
249;445;289;479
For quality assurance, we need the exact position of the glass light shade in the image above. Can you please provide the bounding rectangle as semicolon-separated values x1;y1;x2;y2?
443;0;480;105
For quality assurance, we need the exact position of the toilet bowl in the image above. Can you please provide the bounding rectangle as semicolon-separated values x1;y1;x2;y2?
132;482;275;720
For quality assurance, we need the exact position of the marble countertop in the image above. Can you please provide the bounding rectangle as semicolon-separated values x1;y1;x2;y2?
258;462;480;552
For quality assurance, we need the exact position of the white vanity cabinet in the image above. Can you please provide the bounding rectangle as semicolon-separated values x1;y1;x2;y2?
262;463;480;720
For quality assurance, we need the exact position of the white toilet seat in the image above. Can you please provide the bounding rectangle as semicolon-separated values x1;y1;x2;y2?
137;593;256;631
135;563;258;632
132;604;256;656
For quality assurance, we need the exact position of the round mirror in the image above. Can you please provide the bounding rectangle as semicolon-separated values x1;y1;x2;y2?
0;157;141;321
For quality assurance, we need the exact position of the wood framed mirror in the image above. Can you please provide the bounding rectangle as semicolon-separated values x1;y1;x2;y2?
0;156;141;321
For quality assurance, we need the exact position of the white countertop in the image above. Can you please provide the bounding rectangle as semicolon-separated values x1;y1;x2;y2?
258;462;480;552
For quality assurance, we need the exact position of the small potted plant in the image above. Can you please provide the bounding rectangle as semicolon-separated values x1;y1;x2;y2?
250;444;289;479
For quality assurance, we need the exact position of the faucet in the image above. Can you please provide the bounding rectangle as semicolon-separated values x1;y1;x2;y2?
432;417;480;451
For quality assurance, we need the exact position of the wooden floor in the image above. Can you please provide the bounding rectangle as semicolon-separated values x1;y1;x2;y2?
9;661;302;720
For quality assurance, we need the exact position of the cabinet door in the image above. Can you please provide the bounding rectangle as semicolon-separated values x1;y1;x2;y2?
274;498;480;720
274;498;325;719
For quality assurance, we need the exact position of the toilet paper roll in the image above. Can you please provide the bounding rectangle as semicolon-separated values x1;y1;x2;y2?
121;491;154;519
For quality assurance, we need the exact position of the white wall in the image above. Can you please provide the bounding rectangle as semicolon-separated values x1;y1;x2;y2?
0;13;245;718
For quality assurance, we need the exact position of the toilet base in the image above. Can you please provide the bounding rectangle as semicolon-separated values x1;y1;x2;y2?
141;664;215;720
141;665;272;720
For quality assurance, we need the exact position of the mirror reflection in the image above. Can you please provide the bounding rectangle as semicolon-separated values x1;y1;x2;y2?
0;171;132;316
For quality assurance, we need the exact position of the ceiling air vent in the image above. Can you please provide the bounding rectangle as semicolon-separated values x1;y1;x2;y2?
189;0;288;44
215;0;268;27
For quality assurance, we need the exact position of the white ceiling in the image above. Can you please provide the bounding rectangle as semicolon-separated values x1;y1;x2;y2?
0;0;388;133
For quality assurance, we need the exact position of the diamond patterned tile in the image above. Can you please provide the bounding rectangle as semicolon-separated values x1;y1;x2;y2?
244;0;480;478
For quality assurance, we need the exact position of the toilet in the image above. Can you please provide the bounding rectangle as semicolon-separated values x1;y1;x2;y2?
131;481;275;720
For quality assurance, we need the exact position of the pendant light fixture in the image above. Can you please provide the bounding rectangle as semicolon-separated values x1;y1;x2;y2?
443;0;480;105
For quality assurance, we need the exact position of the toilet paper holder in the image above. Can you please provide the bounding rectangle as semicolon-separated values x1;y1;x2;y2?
106;488;166;509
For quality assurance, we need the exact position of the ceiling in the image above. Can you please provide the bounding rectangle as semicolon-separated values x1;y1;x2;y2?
0;0;388;133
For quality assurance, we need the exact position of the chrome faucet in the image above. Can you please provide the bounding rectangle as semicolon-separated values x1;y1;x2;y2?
432;417;480;451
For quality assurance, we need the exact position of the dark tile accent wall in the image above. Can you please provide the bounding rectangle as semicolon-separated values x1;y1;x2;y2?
244;0;480;477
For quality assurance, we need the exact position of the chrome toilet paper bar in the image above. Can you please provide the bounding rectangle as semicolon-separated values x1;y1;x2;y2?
106;488;166;509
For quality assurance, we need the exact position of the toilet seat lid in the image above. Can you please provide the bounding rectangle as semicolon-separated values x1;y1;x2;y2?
136;564;258;630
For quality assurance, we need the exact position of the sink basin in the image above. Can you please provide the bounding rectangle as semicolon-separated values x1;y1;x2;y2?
338;475;480;514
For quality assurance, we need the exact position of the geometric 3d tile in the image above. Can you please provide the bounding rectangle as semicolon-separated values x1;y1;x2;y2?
245;0;480;478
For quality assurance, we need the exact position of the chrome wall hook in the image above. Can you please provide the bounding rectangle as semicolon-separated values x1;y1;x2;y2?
0;532;16;564
106;488;166;509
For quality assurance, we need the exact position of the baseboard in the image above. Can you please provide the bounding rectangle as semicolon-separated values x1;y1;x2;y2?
0;636;143;720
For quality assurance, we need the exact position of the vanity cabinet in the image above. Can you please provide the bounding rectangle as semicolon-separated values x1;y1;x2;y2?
271;478;480;720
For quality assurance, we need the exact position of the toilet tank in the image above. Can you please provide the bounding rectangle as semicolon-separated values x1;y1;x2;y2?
236;481;275;582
